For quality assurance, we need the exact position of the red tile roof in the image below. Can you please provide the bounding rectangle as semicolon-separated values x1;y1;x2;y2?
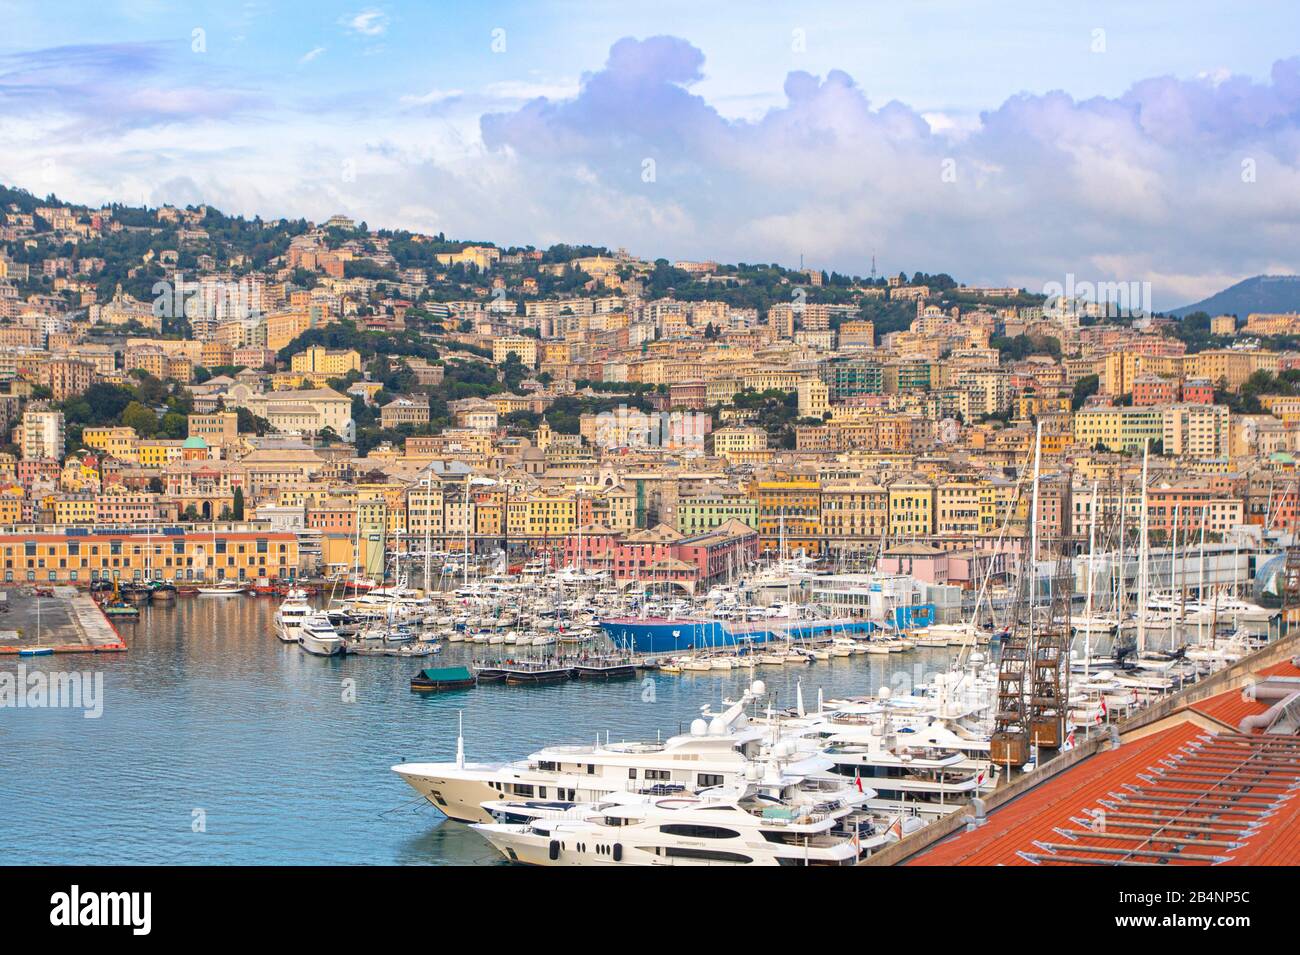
1191;659;1300;729
910;719;1300;867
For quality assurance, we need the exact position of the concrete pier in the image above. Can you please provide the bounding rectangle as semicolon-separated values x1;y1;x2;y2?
0;586;127;654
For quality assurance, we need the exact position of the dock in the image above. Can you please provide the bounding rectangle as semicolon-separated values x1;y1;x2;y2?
0;586;127;655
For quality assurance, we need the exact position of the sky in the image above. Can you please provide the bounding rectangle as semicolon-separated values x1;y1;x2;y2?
2;1;1299;309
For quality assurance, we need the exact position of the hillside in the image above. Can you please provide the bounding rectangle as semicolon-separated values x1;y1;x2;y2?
1171;274;1300;318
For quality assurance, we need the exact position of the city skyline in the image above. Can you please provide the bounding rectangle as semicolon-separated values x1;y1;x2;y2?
3;1;1300;308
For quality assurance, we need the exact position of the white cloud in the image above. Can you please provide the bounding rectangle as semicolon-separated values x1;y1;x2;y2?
400;88;464;105
8;35;1300;310
298;47;326;65
482;79;581;102
342;9;388;37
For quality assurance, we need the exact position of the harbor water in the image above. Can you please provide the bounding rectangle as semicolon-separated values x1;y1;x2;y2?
0;596;964;865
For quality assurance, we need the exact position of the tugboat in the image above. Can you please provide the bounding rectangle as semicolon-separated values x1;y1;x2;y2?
100;582;140;619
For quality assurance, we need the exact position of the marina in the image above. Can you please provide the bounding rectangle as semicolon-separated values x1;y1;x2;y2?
2;541;1288;868
0;591;983;865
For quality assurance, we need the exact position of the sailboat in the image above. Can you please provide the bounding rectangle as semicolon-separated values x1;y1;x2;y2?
197;579;248;596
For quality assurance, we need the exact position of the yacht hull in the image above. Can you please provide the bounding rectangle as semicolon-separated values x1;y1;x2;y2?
392;764;512;823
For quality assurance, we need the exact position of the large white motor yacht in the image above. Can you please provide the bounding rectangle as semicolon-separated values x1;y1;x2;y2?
393;682;830;823
472;771;882;866
274;589;312;643
298;613;347;657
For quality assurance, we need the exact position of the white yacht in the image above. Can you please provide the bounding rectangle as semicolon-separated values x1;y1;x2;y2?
393;682;827;823
344;582;435;619
473;773;881;866
274;590;312;643
197;579;248;596
815;717;985;817
298;613;346;657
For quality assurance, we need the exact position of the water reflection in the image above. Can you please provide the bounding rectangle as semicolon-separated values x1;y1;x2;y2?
0;596;961;864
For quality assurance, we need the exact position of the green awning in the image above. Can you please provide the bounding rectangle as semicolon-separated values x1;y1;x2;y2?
420;666;473;681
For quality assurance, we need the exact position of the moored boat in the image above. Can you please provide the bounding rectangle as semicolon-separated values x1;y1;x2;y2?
298;614;346;656
411;665;478;692
197;580;249;597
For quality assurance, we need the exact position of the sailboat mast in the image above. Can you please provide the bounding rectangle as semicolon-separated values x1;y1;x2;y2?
1028;420;1043;631
1137;440;1151;655
423;479;431;593
463;475;471;588
1084;478;1098;677
1198;504;1207;646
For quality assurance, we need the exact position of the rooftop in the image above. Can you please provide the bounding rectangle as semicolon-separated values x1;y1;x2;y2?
904;654;1300;867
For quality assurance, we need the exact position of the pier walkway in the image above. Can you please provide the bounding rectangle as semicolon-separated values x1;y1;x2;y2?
0;587;127;655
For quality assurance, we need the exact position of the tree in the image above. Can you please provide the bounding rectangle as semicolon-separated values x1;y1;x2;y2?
500;352;528;392
235;407;272;436
122;401;159;436
232;486;245;520
1072;374;1100;410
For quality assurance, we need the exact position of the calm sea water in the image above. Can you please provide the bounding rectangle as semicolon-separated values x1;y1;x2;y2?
0;597;960;865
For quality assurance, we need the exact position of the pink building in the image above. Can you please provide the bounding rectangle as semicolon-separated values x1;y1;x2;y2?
876;542;949;584
563;519;759;592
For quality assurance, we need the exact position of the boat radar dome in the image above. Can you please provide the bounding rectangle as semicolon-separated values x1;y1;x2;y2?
879;686;891;699
750;680;766;697
708;716;729;735
690;718;708;737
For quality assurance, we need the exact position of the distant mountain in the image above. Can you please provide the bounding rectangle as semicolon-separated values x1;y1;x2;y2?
1170;274;1300;318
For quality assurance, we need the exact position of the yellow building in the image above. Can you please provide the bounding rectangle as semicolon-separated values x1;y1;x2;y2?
1210;315;1237;336
82;426;138;463
711;427;768;465
1186;348;1278;391
0;495;22;525
0;528;300;584
505;495;591;539
1073;407;1164;452
797;379;830;419
52;496;97;525
492;336;538;367
887;482;935;538
818;482;887;545
291;345;361;377
752;479;821;556
136;440;186;468
979;480;1028;536
935;479;982;536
